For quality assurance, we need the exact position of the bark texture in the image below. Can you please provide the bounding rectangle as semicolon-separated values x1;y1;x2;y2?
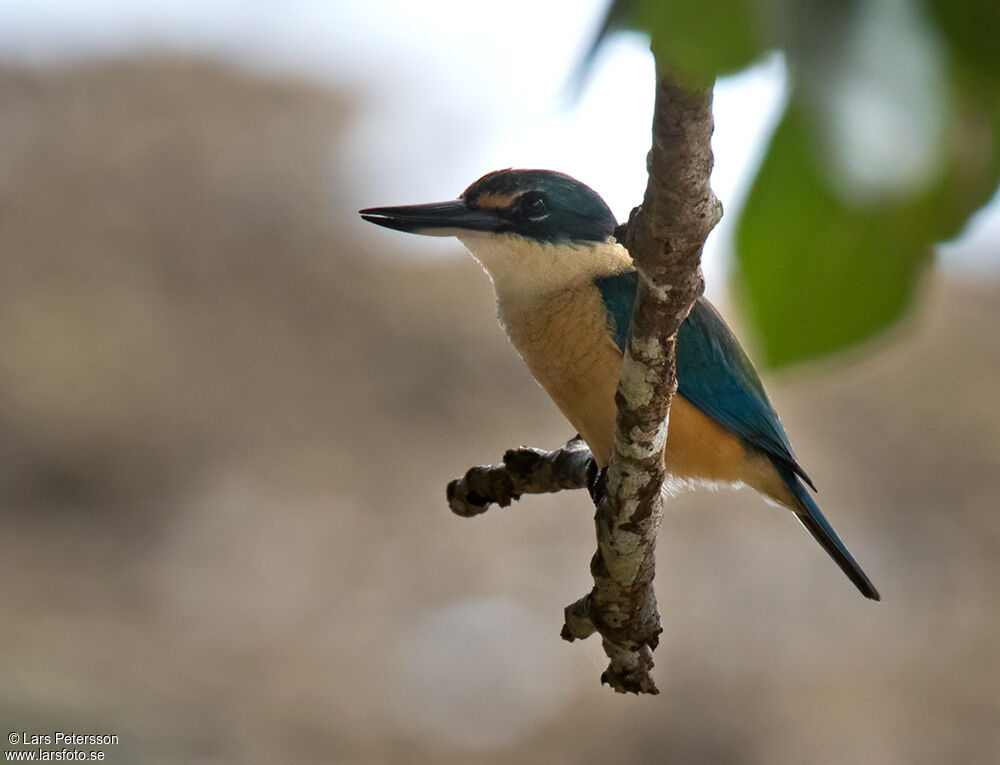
555;74;721;693
450;74;720;693
446;436;591;517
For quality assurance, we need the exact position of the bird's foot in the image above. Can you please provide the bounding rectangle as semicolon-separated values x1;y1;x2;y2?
586;460;608;505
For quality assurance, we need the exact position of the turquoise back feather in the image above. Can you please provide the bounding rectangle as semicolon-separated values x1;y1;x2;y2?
594;270;814;489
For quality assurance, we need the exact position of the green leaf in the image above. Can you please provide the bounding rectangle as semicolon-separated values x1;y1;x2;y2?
736;79;1000;368
591;0;765;83
734;108;911;367
588;0;1000;366
928;0;1000;79
638;0;763;82
733;108;930;367
909;80;1000;245
733;0;1000;367
923;1;1000;243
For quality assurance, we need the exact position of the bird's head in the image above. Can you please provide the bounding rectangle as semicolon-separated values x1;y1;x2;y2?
360;169;625;295
360;168;617;245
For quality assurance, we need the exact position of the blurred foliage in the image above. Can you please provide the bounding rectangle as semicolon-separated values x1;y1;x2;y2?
631;0;761;84
735;106;930;365
594;0;1000;366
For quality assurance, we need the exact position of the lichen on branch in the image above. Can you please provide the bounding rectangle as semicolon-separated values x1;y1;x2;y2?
448;73;721;694
557;74;721;693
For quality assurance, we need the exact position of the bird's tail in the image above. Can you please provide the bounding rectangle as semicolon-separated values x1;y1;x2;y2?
775;464;881;601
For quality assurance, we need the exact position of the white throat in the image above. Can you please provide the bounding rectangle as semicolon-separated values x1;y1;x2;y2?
457;232;632;306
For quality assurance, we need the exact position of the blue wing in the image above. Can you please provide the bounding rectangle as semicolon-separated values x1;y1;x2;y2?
594;270;814;489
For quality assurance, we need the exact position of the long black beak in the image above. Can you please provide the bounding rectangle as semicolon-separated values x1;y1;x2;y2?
359;199;504;236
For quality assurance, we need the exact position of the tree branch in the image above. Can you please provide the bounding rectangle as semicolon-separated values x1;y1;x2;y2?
558;73;721;693
446;73;720;694
446;436;591;517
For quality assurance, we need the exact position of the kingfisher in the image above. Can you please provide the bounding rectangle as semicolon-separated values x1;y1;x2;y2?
360;169;879;600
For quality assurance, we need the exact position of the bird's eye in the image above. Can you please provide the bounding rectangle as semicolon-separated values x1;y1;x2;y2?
518;192;549;220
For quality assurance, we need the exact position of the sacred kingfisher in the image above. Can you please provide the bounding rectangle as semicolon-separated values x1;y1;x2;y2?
360;169;880;600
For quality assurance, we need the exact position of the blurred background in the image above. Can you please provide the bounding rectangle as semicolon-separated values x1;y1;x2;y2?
1;2;998;763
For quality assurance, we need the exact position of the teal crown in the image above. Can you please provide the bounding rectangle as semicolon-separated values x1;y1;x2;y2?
462;169;617;243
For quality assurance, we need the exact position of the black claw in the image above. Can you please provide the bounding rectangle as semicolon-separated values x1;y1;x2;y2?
586;460;607;505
